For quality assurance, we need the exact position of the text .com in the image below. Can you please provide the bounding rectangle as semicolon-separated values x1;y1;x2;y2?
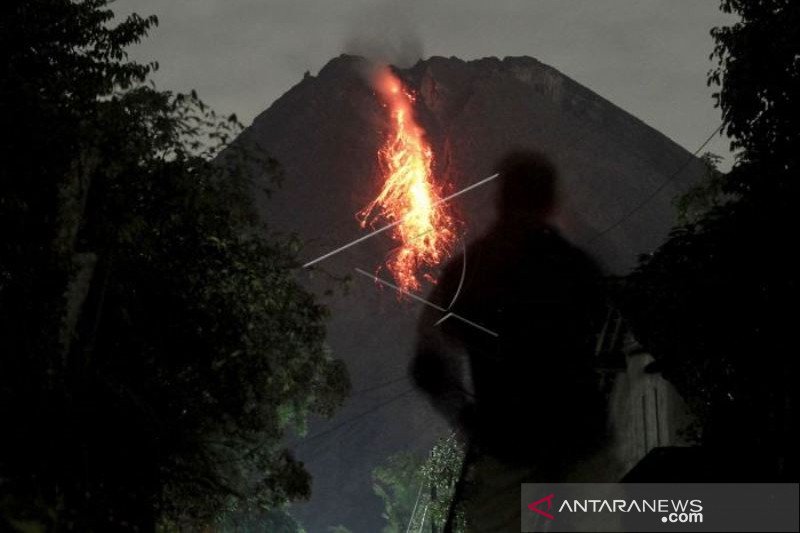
662;511;704;524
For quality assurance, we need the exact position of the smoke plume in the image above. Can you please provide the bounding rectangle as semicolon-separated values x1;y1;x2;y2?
342;0;424;67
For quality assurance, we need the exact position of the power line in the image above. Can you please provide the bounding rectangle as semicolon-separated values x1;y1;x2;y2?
291;123;725;458
586;123;723;245
350;374;410;396
291;387;415;450
287;375;412;455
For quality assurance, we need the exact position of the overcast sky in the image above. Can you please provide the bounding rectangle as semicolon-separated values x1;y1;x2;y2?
120;0;737;169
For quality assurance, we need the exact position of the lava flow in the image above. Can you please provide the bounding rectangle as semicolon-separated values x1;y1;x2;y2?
359;67;455;293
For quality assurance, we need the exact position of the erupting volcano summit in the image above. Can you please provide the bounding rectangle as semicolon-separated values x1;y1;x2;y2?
233;54;706;532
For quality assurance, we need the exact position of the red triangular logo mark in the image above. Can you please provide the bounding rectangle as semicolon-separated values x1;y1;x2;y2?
528;493;555;520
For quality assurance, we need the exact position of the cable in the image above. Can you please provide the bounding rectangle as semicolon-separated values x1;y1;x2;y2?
586;123;723;245
291;122;725;460
292;387;415;450
349;374;410;397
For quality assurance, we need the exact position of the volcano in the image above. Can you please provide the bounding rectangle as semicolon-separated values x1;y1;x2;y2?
231;54;705;531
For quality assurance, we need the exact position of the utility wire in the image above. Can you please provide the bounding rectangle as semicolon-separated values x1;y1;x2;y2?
292;387;415;450
292;123;724;458
350;374;410;397
586;123;723;245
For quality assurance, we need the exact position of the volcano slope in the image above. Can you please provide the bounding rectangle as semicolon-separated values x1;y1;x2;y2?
230;54;705;532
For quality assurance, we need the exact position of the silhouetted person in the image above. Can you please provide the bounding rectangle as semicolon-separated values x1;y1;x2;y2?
412;150;615;531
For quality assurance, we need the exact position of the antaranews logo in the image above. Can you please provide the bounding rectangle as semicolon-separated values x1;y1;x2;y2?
527;494;703;525
522;482;798;533
527;493;555;520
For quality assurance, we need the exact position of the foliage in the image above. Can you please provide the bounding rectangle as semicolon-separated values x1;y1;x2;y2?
419;435;466;530
674;153;728;224
621;0;798;478
213;505;306;533
709;0;799;196
373;452;425;532
0;0;348;530
372;435;465;532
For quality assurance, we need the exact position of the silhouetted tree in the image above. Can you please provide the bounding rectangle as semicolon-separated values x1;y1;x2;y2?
0;1;348;530
709;0;799;197
621;0;798;479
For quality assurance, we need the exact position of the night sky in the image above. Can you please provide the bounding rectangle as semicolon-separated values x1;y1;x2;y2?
120;0;736;169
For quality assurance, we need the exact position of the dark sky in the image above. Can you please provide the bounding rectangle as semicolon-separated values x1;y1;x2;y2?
121;0;737;169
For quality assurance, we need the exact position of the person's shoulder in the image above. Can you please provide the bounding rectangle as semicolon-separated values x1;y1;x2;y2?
540;227;603;275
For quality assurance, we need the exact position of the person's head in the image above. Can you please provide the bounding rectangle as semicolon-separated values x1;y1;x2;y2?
495;149;558;224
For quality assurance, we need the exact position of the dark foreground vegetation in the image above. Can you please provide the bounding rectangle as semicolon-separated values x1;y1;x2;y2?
1;1;348;530
620;0;798;481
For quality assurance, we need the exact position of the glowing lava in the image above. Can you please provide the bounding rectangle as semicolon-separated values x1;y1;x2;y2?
359;67;455;293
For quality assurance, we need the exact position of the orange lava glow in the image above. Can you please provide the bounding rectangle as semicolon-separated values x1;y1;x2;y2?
359;67;455;293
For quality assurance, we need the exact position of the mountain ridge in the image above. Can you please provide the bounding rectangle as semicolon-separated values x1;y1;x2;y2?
234;54;705;532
